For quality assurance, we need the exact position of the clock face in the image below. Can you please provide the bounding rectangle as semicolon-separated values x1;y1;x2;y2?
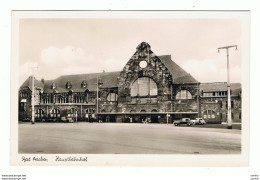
139;60;147;68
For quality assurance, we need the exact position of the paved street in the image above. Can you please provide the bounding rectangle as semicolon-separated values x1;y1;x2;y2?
19;122;241;154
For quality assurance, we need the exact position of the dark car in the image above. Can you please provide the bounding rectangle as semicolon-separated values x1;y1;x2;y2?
173;118;193;126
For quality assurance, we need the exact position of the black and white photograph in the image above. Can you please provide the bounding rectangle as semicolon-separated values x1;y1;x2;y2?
10;11;250;166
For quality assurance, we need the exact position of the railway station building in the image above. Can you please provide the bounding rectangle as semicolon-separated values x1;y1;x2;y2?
18;42;241;124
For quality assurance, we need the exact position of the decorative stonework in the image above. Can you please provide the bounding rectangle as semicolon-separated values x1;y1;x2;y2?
117;42;173;102
18;42;241;124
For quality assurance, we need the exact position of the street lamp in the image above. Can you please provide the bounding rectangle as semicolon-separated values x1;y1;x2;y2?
96;74;103;122
218;45;238;129
30;64;38;124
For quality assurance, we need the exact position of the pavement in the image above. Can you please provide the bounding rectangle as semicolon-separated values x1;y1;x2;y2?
188;123;241;130
19;122;241;154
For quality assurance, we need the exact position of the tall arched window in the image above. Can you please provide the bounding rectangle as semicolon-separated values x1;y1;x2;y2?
131;77;158;97
176;90;192;99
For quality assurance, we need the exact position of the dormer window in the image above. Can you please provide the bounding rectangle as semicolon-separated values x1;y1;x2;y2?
98;78;103;88
51;82;56;90
81;80;87;88
66;81;72;89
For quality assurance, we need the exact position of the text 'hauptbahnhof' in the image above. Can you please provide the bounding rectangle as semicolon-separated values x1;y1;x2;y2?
19;42;241;124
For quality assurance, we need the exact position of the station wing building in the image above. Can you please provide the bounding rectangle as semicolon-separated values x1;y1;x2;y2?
19;42;241;124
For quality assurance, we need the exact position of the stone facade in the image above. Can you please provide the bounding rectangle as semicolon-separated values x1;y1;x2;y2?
18;42;241;124
200;96;241;123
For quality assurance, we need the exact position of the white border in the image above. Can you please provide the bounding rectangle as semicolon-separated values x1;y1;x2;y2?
10;11;250;167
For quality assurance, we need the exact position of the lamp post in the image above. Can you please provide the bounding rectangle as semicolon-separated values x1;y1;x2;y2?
197;81;200;118
96;74;103;122
30;65;38;124
218;45;237;129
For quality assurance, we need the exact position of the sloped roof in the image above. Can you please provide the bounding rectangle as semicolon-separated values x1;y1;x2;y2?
20;76;44;90
158;55;198;84
200;83;241;92
200;83;241;96
20;53;200;93
21;55;199;93
43;71;120;93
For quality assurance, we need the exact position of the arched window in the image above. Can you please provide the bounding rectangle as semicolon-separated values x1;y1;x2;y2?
44;98;50;104
107;93;118;101
51;109;60;118
176;90;192;99
57;97;64;104
131;77;158;97
35;109;45;118
203;110;216;119
68;108;78;118
74;96;80;103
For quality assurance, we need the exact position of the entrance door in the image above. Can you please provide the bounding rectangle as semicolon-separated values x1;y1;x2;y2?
151;114;158;123
70;108;78;121
140;109;146;123
109;115;116;122
151;109;158;123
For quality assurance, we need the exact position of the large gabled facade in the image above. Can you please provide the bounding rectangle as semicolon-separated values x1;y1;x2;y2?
18;42;241;124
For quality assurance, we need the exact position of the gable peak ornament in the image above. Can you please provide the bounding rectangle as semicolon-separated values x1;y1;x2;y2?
136;42;151;52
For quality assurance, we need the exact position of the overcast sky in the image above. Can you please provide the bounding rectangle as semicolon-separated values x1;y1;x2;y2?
19;18;241;85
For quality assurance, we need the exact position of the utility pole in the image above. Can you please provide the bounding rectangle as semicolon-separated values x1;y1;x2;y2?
96;73;103;122
218;45;237;129
30;65;38;124
197;81;200;118
96;74;99;122
195;71;200;119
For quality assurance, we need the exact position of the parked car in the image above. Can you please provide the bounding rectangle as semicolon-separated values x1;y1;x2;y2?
60;110;75;123
190;118;206;125
173;118;193;126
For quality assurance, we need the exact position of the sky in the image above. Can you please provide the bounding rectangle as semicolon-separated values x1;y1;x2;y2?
19;18;242;85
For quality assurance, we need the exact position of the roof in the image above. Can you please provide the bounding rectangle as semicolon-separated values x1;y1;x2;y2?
20;55;199;93
158;55;198;84
20;43;200;93
43;71;120;93
200;83;241;96
42;54;198;93
20;76;44;90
